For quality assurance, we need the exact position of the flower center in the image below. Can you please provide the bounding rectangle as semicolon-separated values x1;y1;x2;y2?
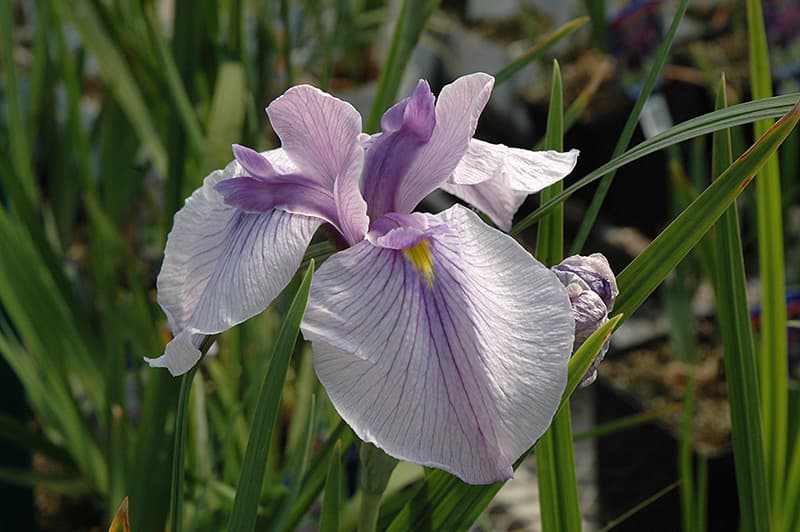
403;239;435;288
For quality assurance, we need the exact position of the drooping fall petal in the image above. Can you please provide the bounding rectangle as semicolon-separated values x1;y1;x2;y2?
301;205;574;483
147;160;320;375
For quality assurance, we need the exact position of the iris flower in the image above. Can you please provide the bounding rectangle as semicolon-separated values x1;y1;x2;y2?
148;73;586;484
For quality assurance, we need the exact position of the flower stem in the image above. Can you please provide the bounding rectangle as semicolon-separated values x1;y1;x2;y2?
358;492;383;532
357;443;397;532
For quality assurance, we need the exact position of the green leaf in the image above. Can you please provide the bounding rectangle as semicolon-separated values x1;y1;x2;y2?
598;482;680;532
0;212;107;490
0;0;36;206
570;0;688;253
285;420;354;530
511;93;800;236
493;17;588;85
746;1;788;516
202;61;248;181
364;0;442;132
708;76;770;532
54;0;167;174
573;404;682;441
534;60;582;532
144;8;205;156
319;441;343;532
271;394;318;530
383;317;621;530
0;468;91;495
613;100;800;324
0;412;76;469
227;262;314;532
562;316;623;407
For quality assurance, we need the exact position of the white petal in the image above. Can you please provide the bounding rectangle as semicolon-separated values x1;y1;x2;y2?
440;178;527;232
444;140;579;230
154;160;320;374
146;330;202;376
301;205;574;483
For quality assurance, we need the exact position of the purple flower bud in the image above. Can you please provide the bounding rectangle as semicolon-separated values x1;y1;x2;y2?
552;253;618;386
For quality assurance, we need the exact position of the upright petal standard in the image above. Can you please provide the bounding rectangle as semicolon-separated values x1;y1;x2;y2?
149;72;597;483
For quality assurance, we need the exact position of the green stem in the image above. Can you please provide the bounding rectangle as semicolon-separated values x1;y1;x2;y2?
169;368;198;532
358;491;383;532
168;337;214;532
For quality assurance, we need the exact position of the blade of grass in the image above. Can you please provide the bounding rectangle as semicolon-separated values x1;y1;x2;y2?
201;61;248;181
572;403;682;441
493;17;588;85
0;468;92;495
582;0;608;51
0;0;36;203
612;100;800;321
0;412;76;468
535;60;582;532
364;0;441;132
708;76;770;532
227;262;314;532
746;1;788;516
271;394;317;530
696;455;708;531
598;481;681;532
511;94;800;236
679;354;697;532
319;441;343;532
143;7;205;156
570;0;688;253
285;419;354;530
55;0;167;174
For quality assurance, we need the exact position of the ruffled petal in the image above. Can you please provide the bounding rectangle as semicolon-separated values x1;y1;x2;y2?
149;160;320;375
391;73;495;215
266;85;363;189
301;204;574;483
442;140;579;231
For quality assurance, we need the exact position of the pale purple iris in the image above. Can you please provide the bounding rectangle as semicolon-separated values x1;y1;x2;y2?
147;73;582;484
552;254;619;386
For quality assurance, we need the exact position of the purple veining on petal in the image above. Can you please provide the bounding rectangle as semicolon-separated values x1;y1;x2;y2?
363;80;436;219
552;253;618;310
302;205;574;484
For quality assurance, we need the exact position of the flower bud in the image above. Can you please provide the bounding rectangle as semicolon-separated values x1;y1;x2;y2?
552;253;618;386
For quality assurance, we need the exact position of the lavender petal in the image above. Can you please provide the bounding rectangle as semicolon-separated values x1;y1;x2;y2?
301;204;574;484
